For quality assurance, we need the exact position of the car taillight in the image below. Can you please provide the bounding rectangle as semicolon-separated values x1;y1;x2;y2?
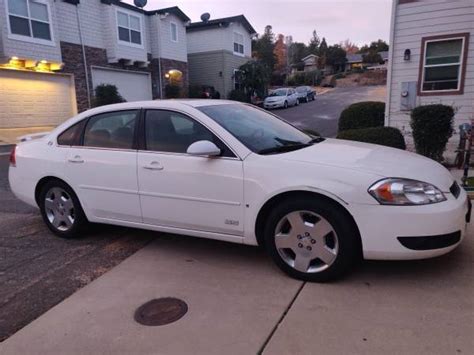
9;145;16;167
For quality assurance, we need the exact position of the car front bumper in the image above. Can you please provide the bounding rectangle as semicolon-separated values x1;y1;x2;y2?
350;190;470;260
264;101;284;109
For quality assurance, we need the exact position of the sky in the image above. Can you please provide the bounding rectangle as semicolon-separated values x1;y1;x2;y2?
124;0;392;46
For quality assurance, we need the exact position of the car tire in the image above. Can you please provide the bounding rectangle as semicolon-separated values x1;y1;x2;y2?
295;99;299;106
263;196;360;282
284;101;288;109
39;180;88;239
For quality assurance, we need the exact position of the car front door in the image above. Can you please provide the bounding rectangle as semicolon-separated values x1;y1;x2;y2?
137;109;244;236
65;110;142;223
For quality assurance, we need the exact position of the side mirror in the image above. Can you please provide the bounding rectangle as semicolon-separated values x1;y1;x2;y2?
186;140;221;157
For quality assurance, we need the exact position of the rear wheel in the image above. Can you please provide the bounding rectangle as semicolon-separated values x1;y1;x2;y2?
39;180;88;238
264;197;360;282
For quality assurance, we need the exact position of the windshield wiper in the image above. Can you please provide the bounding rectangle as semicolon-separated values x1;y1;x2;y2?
258;143;312;155
309;137;325;143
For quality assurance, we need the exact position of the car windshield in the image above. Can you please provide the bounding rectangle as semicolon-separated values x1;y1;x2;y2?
198;104;323;155
296;87;307;93
268;89;287;97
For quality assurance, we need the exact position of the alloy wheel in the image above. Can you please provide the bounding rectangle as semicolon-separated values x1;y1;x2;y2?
45;187;75;232
274;210;339;273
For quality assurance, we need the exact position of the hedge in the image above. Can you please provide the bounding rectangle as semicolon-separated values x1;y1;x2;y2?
338;101;385;132
410;104;454;161
337;126;406;150
228;89;249;103
165;84;181;98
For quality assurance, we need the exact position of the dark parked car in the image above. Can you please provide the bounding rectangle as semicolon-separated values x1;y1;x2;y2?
295;86;316;103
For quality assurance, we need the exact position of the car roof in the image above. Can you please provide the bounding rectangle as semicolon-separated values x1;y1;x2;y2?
103;99;238;110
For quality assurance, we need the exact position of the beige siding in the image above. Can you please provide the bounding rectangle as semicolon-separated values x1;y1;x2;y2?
386;0;474;157
188;50;248;98
187;23;253;58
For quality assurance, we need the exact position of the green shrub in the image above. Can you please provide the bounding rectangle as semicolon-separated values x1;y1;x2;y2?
410;104;454;161
228;89;249;102
93;84;125;107
338;101;385;132
337;127;406;150
304;70;322;86
189;85;202;98
165;84;181;98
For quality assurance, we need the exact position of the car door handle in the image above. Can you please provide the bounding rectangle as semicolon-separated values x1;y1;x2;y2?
143;161;164;171
68;156;84;163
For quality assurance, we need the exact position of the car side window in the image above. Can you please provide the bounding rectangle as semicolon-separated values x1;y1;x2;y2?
57;122;82;146
83;110;138;149
145;110;235;158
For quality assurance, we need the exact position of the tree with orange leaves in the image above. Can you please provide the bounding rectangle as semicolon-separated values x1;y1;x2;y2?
273;34;287;73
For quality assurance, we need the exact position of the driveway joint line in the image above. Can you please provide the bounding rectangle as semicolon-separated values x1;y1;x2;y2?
257;281;306;355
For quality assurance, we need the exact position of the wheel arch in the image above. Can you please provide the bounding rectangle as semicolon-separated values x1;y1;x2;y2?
34;176;82;211
254;190;362;255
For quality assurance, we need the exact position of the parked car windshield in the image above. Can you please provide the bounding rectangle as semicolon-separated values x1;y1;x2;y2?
296;86;308;93
268;89;287;97
198;104;323;155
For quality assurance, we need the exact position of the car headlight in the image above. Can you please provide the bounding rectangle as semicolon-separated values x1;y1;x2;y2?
368;178;446;205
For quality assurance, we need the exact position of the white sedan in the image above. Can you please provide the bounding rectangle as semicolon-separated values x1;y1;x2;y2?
9;100;470;282
263;88;299;109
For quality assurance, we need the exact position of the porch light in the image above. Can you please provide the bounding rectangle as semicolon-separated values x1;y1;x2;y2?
404;49;411;61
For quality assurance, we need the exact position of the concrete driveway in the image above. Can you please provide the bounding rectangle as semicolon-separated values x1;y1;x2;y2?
1;223;472;354
277;86;387;137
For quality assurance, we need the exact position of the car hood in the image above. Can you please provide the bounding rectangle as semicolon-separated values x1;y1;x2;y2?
265;96;285;102
278;138;454;191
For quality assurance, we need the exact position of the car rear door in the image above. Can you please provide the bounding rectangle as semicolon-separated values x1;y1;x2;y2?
65;110;142;223
137;109;244;236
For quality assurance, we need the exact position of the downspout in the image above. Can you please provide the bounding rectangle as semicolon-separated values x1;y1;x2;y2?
76;4;92;109
385;0;398;127
156;14;164;99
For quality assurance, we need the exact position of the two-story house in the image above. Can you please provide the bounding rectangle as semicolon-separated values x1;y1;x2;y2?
0;0;190;129
385;0;473;157
186;15;256;98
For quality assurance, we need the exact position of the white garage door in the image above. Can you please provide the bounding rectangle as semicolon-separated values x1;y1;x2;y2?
0;69;77;128
91;67;152;102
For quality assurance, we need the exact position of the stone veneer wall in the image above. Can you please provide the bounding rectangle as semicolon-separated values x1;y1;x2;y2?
60;42;160;113
159;58;189;98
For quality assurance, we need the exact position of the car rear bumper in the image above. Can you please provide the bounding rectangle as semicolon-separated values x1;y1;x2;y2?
350;190;469;260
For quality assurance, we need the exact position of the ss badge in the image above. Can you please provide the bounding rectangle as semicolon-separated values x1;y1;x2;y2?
225;219;239;226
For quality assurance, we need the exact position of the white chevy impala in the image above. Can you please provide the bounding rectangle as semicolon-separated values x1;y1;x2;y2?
9;100;470;281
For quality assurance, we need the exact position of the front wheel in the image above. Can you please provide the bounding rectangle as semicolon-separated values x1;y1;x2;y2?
295;99;299;106
39;180;88;238
283;101;288;109
264;197;360;282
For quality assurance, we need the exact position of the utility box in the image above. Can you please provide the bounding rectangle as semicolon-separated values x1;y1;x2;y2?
400;81;417;111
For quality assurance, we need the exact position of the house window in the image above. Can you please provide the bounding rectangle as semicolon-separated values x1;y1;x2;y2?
170;22;178;42
117;11;142;45
233;33;244;55
7;0;52;41
420;33;469;95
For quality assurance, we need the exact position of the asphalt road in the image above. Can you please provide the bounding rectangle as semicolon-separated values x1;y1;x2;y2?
0;156;154;341
276;86;387;137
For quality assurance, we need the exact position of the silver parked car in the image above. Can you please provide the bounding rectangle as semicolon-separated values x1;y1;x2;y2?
264;88;299;109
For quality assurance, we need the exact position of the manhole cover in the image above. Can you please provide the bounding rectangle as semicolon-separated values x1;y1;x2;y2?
134;298;188;326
